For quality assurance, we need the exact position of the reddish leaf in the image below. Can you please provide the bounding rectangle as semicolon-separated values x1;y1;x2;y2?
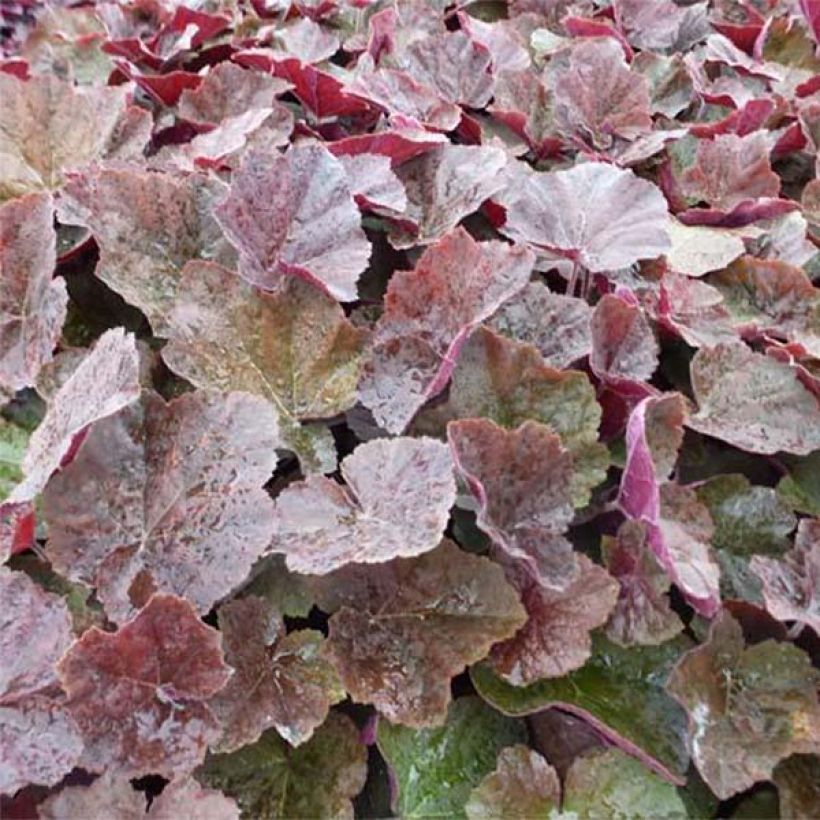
57;166;234;332
313;539;526;726
548;37;652;150
58;594;231;778
602;520;684;647
489;554;619;685
149;778;239;820
0;191;67;395
328;126;448;166
338;153;407;217
163;263;366;473
271;17;340;64
269;436;455;574
210;596;343;751
8;328;140;504
590;293;659;384
666;610;820;799
680;133;780;212
44;390;279;623
38;772;146;820
214;144;370;302
497;162;670;272
0;73;150;201
448;419;577;589
388;144;508;248
751;518;819;635
688;342;820;455
359;227;533;433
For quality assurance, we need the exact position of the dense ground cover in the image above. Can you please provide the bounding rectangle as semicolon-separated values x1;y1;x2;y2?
1;0;819;816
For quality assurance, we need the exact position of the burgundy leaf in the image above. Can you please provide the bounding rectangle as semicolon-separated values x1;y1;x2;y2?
312;539;526;726
44;390;279;623
58;594;231;778
269;436;455;574
210;596;343;751
359;227;533;433
448;418;577;589
214;144;370;302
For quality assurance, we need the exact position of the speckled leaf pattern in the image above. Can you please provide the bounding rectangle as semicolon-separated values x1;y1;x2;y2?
0;192;67;396
37;772;147;820
312;539;526;726
448;419;577;588
8;327;140;504
751;518;820;634
44;390;279;623
269;436;455;574
58;594;231;779
0;73;150;201
414;327;608;507
163;262;365;473
148;777;240;820
209;596;343;751
603;520;684;647
472;635;693;783
197;713;367;819
377;696;527;820
688;342;820;455
562;748;687;819
388;145;508;247
497;162;670;272
56;165;233;333
488;282;592;369
666;610;820;799
465;745;560;820
214;144;370;301
359;228;534;433
488;554;619;685
664;220;745;277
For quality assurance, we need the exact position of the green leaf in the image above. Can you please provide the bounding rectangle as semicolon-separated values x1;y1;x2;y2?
196;713;367;819
376;696;527;819
471;635;692;783
0;418;29;500
562;748;687;819
777;451;820;517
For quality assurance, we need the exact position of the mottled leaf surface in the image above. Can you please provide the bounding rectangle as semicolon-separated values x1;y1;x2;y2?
270;437;455;574
312;539;526;726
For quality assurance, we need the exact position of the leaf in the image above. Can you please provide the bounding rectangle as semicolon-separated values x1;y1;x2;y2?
472;635;693;784
209;596;343;751
163;262;365;473
487;281;592;369
773;755;820;819
497;161;670;272
777;451;820;516
213;144;370;302
447;418;577;588
603;520;685;647
0;418;29;502
269;436;455;574
750;518;819;634
488;554;619;685
664;219;746;277
148;777;240;820
465;745;560;820
680;133;780;212
8;327;140;504
388;145;508;248
548;37;653;149
0;192;67;395
359;227;534;434
44;391;279;623
376;696;527;820
197;713;367;820
0;73;150;201
338;153;407;217
666;610;820;799
590;293;659;383
562;748;687;819
56;165;233;333
38;772;147;820
312;539;526;726
688;342;820;455
415;327;608;507
709;256;820;357
58;594;231;778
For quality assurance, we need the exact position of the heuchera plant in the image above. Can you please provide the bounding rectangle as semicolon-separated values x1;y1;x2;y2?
2;0;820;817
